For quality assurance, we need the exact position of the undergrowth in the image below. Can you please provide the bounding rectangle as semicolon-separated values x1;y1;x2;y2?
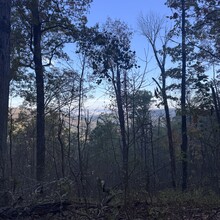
157;188;220;207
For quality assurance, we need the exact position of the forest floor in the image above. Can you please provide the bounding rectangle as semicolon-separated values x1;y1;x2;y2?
0;190;220;219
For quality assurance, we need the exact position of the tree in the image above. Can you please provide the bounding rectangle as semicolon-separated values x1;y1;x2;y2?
211;83;220;129
11;0;92;182
127;90;153;190
88;113;121;200
138;13;177;189
180;0;188;191
187;0;220;129
0;0;11;206
78;18;137;204
166;0;212;191
189;0;220;62
165;0;189;191
31;0;45;182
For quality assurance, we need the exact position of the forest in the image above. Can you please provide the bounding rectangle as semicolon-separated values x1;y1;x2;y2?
0;0;220;219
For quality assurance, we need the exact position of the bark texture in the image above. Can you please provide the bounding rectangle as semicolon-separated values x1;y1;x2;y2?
0;0;11;206
31;0;45;182
181;0;188;191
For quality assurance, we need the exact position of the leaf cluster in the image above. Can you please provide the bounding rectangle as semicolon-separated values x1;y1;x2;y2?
78;18;137;84
11;0;92;77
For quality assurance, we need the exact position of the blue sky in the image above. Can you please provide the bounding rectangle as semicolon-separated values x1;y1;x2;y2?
12;0;172;109
87;0;171;63
84;0;172;111
87;0;170;25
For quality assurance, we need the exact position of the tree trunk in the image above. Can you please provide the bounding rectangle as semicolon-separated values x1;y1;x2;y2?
181;0;188;191
152;77;176;189
164;96;176;189
58;113;65;178
150;120;156;190
211;84;220;129
31;0;45;182
76;60;88;205
0;0;11;206
114;68;128;205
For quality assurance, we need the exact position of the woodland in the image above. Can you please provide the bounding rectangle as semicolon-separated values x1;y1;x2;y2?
0;0;220;219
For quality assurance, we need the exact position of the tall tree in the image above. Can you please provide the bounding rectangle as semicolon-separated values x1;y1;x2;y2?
12;0;92;182
0;0;11;205
138;13;177;189
31;0;45;182
167;0;188;191
166;0;211;190
180;0;188;191
78;18;137;204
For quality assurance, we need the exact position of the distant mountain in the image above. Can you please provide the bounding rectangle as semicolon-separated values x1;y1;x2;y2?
10;107;177;128
150;108;176;121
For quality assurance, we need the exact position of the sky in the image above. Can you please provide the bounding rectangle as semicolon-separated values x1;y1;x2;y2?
87;0;171;62
83;0;172;111
87;0;170;25
11;0;173;110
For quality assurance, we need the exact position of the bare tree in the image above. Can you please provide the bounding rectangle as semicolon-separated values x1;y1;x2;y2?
138;13;177;189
